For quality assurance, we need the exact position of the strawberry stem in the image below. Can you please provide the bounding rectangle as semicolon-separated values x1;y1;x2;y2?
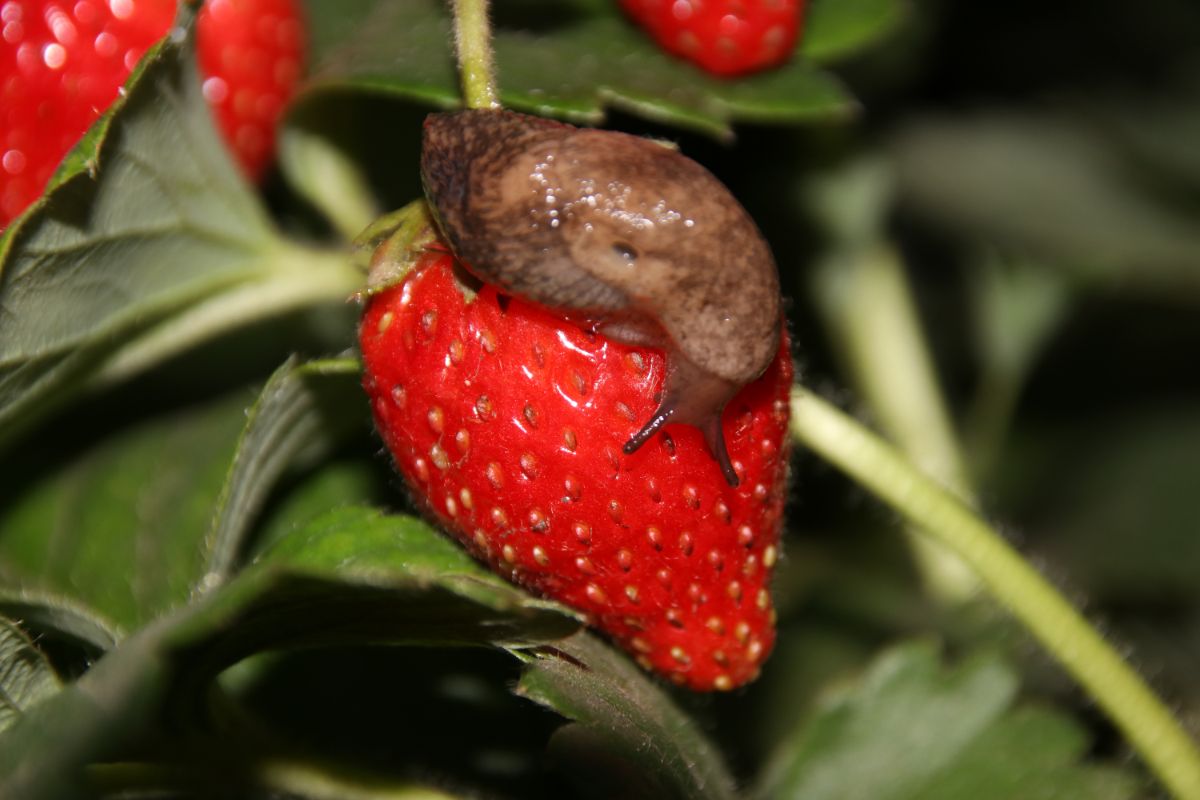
811;242;980;603
805;158;979;604
450;0;500;110
789;387;1200;800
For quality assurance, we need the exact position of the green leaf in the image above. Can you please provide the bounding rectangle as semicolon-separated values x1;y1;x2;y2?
963;253;1072;479
0;616;61;734
253;508;576;636
0;23;360;450
0;590;121;655
0;354;375;635
250;460;388;559
1085;83;1200;191
301;0;854;139
278;124;381;241
802;0;908;63
0;389;252;632
513;631;738;800
892;114;1200;296
755;642;1139;800
205;357;365;581
0;507;577;799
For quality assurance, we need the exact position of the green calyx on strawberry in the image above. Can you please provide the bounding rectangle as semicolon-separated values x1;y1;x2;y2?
620;0;804;78
358;203;792;691
1;0;305;227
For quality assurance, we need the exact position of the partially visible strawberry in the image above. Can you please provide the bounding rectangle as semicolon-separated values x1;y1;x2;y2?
359;245;792;691
619;0;803;77
1;0;305;226
195;0;304;180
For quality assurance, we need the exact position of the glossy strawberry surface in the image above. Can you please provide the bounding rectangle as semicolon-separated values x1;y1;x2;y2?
1;0;304;225
620;0;803;77
360;251;792;691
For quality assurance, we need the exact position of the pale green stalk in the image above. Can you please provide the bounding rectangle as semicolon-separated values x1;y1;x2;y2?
451;0;499;109
811;243;979;601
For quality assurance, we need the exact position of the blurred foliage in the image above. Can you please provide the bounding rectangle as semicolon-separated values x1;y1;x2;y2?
756;642;1140;799
1;0;1199;796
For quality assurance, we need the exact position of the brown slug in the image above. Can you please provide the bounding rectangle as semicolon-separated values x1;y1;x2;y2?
420;109;782;487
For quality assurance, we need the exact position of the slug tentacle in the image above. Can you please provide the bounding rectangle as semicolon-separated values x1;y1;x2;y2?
421;109;782;486
624;355;742;486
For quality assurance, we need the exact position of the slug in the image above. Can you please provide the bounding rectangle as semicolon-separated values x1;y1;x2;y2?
420;109;781;487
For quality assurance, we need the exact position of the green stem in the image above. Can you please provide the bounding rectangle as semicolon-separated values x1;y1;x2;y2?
811;243;978;602
814;244;972;497
451;0;499;109
89;244;361;389
789;387;1200;800
278;127;379;242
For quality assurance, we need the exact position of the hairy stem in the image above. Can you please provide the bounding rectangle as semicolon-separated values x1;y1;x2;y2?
789;387;1200;800
811;243;978;602
451;0;499;109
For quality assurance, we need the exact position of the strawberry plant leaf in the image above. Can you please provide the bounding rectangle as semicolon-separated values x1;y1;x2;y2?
0;506;577;799
755;641;1140;800
893;114;1200;296
182;507;579;662
0;616;61;734
513;631;738;800
206;356;366;581
0;590;121;654
963;253;1072;476
278;124;381;240
250;459;387;557
301;0;855;139
0;353;377;638
0;389;252;632
252;507;573;627
0;23;360;451
802;0;907;63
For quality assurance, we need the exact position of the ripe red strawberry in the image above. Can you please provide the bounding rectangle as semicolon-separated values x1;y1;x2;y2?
1;0;305;226
619;0;803;77
359;247;792;691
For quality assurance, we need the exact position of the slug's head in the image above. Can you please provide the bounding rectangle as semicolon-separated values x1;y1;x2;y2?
421;109;783;485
